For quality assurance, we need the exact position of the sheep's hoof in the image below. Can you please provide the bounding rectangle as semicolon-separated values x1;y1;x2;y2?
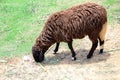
53;50;58;54
53;52;57;54
99;49;103;54
72;57;76;61
87;55;92;59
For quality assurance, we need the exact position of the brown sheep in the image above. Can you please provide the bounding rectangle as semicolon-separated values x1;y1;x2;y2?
32;3;107;62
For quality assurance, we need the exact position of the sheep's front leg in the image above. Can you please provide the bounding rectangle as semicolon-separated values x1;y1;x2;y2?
54;43;60;54
68;41;76;60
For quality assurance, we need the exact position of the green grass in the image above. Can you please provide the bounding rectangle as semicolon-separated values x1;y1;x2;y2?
0;0;120;58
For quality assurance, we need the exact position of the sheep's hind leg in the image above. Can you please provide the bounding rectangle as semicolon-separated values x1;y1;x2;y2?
87;39;98;59
54;43;60;54
99;22;107;54
68;41;76;60
98;37;104;54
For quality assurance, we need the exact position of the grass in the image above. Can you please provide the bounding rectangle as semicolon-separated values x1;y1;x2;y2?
0;0;120;58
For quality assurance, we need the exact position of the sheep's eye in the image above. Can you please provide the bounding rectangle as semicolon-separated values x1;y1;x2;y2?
40;50;43;54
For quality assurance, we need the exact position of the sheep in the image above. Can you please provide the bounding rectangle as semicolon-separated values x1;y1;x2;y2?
32;3;107;62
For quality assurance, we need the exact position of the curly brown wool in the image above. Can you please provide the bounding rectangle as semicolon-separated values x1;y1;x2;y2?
32;3;107;62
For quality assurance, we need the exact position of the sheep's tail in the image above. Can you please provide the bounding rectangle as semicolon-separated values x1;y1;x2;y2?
99;22;107;53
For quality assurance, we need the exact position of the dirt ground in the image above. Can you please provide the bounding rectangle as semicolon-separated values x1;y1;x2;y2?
0;24;120;80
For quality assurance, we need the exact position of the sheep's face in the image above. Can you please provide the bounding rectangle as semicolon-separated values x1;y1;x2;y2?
32;46;46;62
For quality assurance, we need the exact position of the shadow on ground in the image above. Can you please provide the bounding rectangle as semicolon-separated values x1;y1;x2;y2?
42;49;110;65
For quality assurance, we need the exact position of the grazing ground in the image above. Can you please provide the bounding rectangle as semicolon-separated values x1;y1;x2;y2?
0;0;120;80
0;24;120;80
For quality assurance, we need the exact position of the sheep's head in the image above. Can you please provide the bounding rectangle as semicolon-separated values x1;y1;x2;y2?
32;45;47;62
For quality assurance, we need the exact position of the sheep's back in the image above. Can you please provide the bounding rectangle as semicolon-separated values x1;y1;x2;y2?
44;3;107;42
